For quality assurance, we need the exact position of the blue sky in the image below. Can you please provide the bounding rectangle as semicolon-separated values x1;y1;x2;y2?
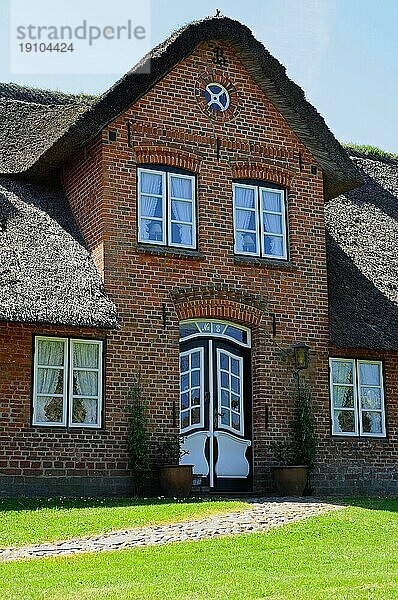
1;0;397;152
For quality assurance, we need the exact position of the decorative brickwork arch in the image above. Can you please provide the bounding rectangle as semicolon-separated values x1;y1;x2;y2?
170;284;267;327
230;161;295;188
134;145;201;173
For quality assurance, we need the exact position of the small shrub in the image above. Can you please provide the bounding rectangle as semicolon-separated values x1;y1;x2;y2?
271;379;316;468
157;434;188;466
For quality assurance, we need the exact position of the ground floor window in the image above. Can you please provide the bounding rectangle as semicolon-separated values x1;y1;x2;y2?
329;358;386;437
33;336;103;428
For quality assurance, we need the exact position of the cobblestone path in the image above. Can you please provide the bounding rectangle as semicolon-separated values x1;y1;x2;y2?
0;497;344;562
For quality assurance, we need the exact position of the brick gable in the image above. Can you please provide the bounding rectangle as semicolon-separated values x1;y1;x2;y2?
58;40;329;493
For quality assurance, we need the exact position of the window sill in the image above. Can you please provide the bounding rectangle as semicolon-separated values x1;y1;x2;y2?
136;244;205;260
31;425;105;432
234;255;297;270
331;435;388;442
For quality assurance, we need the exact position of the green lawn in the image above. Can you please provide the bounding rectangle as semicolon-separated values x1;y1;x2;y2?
0;497;246;548
1;498;398;599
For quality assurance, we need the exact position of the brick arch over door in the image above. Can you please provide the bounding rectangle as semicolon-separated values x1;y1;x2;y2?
174;299;262;326
170;285;268;327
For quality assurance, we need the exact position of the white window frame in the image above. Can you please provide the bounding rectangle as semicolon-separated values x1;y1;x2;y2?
180;347;205;433
33;336;103;429
69;339;103;429
217;348;244;436
179;319;251;348
232;183;260;257
137;168;167;246
233;183;288;260
33;336;68;427
138;167;196;249
329;358;386;438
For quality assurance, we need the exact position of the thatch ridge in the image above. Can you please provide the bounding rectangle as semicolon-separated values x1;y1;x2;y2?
0;82;95;105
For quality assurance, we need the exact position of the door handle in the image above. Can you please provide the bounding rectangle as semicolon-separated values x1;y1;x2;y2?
213;409;225;428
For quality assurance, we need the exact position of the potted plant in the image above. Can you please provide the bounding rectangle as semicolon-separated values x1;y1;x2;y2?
157;434;193;497
271;380;316;496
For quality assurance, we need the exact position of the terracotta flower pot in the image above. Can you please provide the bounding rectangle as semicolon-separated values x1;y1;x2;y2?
159;464;193;497
272;465;308;496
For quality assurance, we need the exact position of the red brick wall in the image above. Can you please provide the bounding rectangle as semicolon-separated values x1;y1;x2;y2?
0;323;132;480
314;345;398;494
3;40;335;494
62;137;106;277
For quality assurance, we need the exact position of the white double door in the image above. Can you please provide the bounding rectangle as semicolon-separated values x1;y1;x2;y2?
179;338;252;491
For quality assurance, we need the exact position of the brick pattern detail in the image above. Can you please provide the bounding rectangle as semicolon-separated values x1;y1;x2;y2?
175;299;264;326
134;145;201;173
170;284;268;310
170;284;267;325
230;162;294;188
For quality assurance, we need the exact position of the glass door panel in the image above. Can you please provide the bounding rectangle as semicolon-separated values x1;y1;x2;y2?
180;347;204;432
216;349;244;435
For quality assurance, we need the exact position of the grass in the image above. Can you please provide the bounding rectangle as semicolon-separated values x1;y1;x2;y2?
1;498;398;599
0;496;246;549
342;142;398;161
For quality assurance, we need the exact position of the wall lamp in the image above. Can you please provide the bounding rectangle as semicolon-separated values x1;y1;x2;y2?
293;343;310;371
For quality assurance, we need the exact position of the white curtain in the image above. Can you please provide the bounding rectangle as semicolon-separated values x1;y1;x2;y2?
359;363;382;433
36;340;65;423
170;177;193;245
359;363;380;387
235;187;255;229
262;190;281;212
72;343;99;424
141;172;162;195
37;340;64;395
170;176;191;200
140;172;163;240
234;187;257;252
264;235;283;256
263;214;282;234
332;361;353;384
73;342;98;369
72;398;98;424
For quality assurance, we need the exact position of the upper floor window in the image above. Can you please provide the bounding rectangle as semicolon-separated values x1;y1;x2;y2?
233;182;288;259
137;167;196;249
329;358;386;438
32;336;103;428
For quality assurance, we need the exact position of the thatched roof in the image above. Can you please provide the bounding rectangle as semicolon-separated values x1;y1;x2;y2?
0;16;361;199
326;153;398;349
0;82;95;105
0;98;89;174
0;81;92;175
0;178;118;328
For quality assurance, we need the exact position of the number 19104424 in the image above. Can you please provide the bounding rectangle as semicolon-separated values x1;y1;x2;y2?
19;43;74;52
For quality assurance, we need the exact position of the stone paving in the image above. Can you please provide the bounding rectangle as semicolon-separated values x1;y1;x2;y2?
0;497;345;562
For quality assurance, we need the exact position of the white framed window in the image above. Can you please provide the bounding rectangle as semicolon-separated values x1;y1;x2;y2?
329;358;386;438
233;182;288;259
180;347;204;433
217;348;244;436
33;337;103;428
137;167;196;249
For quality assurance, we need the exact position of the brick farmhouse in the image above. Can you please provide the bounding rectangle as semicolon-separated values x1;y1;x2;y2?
1;16;397;496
